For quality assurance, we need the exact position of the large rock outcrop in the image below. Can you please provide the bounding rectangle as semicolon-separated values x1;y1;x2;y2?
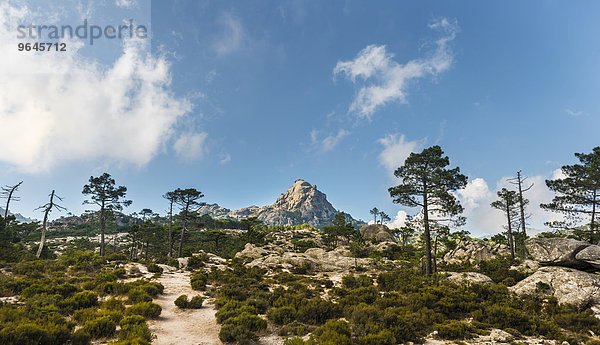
525;238;591;268
510;266;600;309
443;241;510;264
359;224;396;243
442;272;494;285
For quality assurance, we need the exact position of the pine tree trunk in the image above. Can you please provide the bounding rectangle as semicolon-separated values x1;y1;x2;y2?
178;206;188;258
168;202;173;258
100;201;106;256
506;204;515;260
423;189;432;276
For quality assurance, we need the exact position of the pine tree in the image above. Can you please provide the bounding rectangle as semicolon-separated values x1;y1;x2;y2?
173;188;205;257
82;173;131;256
491;188;519;260
388;145;467;275
541;147;600;243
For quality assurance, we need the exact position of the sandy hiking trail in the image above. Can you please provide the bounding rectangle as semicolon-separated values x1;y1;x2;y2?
147;265;222;345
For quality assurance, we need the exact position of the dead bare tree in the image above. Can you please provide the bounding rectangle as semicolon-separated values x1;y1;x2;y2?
35;190;66;258
509;171;533;237
1;181;23;219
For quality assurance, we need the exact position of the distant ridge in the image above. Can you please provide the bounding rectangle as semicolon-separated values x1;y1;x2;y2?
0;206;36;223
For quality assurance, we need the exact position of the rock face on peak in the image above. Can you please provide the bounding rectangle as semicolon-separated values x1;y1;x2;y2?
253;179;338;228
197;179;358;228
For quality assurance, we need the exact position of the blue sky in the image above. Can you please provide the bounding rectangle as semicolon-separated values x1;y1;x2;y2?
1;0;599;236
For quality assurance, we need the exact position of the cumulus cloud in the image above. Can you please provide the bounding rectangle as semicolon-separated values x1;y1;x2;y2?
310;129;350;152
333;18;458;118
385;210;408;229
0;2;193;173
213;12;244;55
378;134;425;175
458;178;492;209
173;132;208;161
456;174;566;237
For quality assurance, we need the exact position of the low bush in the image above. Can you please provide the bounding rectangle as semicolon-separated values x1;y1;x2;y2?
119;315;152;342
188;295;204;309
81;316;116;339
188;254;208;270
435;321;476;340
128;288;152;304
175;295;189;309
191;272;207;291
146;263;162;274
126;302;162;319
267;306;297;325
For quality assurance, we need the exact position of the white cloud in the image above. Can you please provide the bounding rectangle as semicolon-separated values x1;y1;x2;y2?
378;134;425;174
219;153;231;164
173;132;208;161
458;178;492;209
456;174;566;237
552;168;566;180
566;108;583;117
0;2;193;173
212;13;244;55
385;210;408;229
115;0;136;9
310;129;349;152
333;18;458;118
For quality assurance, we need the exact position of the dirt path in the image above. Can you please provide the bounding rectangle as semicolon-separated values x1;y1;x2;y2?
148;265;222;345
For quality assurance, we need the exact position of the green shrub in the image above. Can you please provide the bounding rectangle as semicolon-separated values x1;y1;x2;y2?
191;272;207;291
267;306;297;325
188;295;203;309
146;263;162;274
277;321;311;337
106;253;128;262
188;255;208;270
126;302;162;319
473;305;535;335
71;328;91;345
60;291;98;311
297;298;340;325
119;315;152;341
175;295;189;309
81;316;116;339
167;258;179;268
102;297;125;312
435;321;475;340
356;329;396;345
310;319;351;345
219;324;257;345
223;312;267;332
128;288;152;304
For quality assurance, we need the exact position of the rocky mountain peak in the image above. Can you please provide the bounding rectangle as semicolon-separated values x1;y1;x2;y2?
197;179;358;228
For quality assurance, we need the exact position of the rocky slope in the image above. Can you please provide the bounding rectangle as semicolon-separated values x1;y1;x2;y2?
198;179;361;228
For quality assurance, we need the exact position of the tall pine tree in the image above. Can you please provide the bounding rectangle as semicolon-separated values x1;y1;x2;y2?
388;145;467;275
